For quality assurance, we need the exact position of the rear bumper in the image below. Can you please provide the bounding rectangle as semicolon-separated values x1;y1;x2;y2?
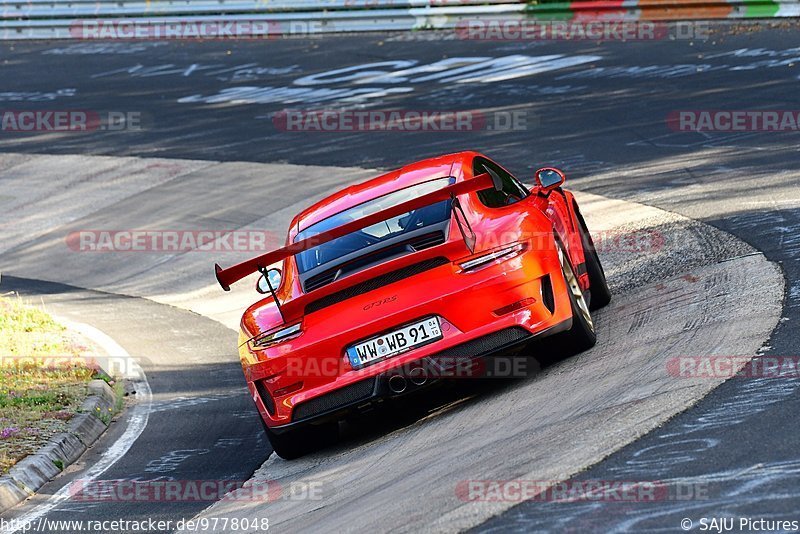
243;242;572;430
267;319;569;434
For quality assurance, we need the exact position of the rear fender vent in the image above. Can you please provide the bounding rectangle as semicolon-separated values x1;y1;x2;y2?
541;274;555;314
255;380;275;415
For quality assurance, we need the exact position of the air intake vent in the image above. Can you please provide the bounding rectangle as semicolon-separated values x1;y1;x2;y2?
541;274;555;314
303;232;446;292
255;380;275;415
409;231;445;251
305;257;449;315
305;270;338;293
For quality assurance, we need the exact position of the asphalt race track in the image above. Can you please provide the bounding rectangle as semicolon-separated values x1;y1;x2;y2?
1;20;799;533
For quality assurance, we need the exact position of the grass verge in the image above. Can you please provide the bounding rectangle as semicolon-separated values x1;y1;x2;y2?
0;294;109;474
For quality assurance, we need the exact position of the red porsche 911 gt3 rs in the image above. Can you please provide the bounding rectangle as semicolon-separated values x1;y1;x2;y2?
214;151;610;459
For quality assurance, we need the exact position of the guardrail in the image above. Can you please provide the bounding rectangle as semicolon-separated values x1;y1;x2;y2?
0;0;797;39
1;3;528;39
1;0;520;18
527;0;800;19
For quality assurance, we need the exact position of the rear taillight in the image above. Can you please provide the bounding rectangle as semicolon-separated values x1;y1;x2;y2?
458;243;526;272
250;323;302;349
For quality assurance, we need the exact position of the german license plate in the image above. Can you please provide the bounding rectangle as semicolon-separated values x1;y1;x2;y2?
347;317;442;368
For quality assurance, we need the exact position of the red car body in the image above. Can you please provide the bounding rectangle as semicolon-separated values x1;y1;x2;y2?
215;151;609;458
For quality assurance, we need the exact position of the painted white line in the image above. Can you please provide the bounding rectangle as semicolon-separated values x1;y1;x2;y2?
7;319;152;533
742;199;800;207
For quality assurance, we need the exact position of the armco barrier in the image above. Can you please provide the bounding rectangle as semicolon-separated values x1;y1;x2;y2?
527;0;800;20
0;0;797;39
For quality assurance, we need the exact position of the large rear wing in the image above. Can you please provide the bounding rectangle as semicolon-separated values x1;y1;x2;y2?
214;171;500;291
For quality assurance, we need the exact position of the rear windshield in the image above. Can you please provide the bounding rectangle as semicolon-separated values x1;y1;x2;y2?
294;177;453;274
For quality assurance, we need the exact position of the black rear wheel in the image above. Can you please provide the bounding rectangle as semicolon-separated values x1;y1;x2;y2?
576;208;612;310
263;419;338;460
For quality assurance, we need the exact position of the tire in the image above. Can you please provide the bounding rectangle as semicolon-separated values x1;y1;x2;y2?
263;419;338;460
554;239;597;354
576;208;612;310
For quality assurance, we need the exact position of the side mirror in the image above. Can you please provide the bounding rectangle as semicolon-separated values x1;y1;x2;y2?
256;268;282;295
534;167;566;192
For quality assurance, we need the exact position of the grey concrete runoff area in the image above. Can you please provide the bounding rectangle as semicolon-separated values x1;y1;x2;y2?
1;20;799;533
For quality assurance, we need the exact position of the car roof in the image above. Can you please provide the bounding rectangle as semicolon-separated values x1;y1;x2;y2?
292;151;479;235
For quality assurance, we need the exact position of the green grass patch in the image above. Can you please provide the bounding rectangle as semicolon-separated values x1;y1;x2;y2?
0;295;100;474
